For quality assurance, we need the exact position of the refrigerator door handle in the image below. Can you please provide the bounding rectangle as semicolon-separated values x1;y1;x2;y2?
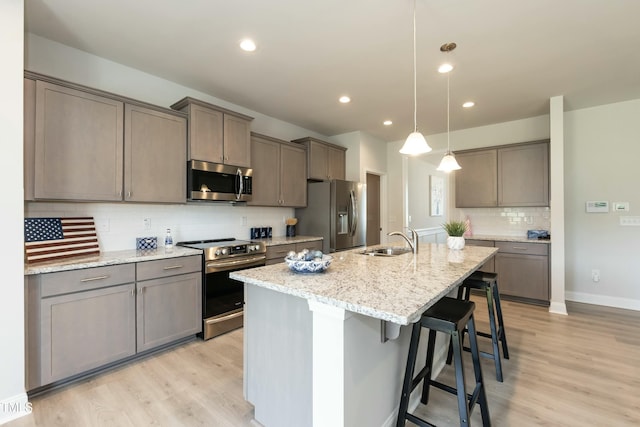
349;190;358;237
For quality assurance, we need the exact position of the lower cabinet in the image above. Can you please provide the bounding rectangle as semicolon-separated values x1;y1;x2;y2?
265;240;323;265
465;239;550;304
26;255;202;390
494;242;549;302
135;257;202;352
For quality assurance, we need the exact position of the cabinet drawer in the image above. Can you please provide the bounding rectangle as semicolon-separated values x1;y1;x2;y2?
465;239;494;247
40;264;136;298
266;244;296;260
495;241;548;256
136;255;202;281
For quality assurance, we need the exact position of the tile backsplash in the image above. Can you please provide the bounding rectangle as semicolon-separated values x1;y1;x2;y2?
457;207;551;237
25;202;295;252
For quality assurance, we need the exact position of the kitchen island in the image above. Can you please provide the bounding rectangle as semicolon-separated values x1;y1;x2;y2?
231;243;497;427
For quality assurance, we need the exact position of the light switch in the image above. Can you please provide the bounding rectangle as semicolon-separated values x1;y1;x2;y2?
585;201;609;213
620;216;640;226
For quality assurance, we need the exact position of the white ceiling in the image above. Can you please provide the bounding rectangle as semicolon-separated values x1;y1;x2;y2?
25;0;640;142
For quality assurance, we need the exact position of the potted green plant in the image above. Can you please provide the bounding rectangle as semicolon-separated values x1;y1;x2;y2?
442;220;467;250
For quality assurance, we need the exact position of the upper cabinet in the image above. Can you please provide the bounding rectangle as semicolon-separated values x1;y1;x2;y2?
249;133;307;207
454;140;549;208
124;104;187;203
171;97;253;168
25;72;187;203
34;80;125;201
291;137;346;181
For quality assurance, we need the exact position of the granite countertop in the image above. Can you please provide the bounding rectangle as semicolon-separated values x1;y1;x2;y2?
24;246;202;275
230;243;497;326
466;234;551;244
254;235;323;246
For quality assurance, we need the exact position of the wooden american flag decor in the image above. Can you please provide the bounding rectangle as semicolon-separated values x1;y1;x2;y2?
24;217;100;264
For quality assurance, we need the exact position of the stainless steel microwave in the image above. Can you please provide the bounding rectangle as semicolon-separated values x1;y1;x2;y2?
187;160;252;202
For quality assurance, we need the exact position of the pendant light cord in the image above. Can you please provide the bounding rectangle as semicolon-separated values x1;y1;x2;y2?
412;0;418;133
447;71;450;153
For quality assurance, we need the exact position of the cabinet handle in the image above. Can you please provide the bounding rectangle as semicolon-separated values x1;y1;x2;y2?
127;191;131;198
80;275;110;283
138;287;144;294
511;246;529;251
163;265;184;270
131;289;135;296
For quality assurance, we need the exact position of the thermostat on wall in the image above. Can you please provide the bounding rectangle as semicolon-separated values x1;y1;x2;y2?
585;201;609;213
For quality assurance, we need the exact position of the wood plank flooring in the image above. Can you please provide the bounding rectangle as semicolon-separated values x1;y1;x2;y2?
7;299;640;427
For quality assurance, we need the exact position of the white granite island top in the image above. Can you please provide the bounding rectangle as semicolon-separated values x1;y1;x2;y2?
231;243;497;326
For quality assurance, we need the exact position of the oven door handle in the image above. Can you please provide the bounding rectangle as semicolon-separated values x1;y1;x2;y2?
206;255;266;272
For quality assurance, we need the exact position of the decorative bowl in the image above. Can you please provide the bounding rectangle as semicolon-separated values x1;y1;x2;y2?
284;255;333;273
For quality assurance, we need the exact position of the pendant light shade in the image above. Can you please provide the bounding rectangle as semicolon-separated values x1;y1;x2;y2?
437;152;461;172
399;0;431;156
436;64;461;172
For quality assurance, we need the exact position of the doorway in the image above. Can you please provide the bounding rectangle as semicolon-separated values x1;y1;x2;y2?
366;173;381;246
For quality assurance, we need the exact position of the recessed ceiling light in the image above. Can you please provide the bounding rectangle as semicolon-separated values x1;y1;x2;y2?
240;39;256;52
339;96;351;104
462;101;475;108
383;120;393;126
438;63;453;73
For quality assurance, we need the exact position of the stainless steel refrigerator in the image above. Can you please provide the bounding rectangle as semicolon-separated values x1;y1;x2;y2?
295;180;366;253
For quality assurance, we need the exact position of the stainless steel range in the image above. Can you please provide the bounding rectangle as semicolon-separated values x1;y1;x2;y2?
177;238;266;340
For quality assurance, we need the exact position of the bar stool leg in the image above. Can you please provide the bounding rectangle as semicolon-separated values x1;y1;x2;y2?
420;329;437;405
492;282;509;359
484;285;504;382
396;322;422;427
467;314;492;427
451;329;471;426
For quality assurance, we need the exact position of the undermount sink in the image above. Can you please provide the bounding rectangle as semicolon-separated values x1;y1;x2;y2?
360;247;413;257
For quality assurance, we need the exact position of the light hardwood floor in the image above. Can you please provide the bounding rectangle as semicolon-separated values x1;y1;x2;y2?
7;299;640;427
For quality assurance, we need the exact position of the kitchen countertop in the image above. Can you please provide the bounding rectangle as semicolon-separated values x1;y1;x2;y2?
253;235;323;246
466;234;551;244
24;246;202;275
231;243;497;326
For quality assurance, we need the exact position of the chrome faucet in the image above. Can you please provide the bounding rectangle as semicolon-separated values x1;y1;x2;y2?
387;228;419;254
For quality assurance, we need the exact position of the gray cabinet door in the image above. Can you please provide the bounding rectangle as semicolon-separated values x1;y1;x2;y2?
280;143;307;207
307;140;329;180
124;104;187;203
34;81;124;201
495;252;549;301
188;102;224;163
498;141;549;206
327;145;346;181
249;134;281;206
40;283;136;384
136;272;202;352
223;114;252;167
24;78;36;201
454;149;498;207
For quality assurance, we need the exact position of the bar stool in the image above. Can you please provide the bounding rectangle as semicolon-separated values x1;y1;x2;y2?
449;271;509;382
396;297;491;427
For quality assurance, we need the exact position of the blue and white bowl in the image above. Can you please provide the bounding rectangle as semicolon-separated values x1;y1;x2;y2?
285;254;333;273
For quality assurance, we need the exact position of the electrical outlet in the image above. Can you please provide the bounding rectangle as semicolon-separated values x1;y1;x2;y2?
591;269;600;282
96;219;110;232
143;218;151;230
241;216;247;226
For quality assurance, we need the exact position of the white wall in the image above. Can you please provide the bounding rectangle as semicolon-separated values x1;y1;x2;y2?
23;34;339;251
564;99;640;310
1;1;30;424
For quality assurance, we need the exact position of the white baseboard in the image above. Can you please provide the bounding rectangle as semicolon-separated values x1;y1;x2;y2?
565;291;640;311
0;393;31;425
548;301;568;315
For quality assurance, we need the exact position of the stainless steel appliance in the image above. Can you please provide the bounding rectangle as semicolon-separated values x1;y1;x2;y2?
187;160;253;202
295;180;366;253
177;238;266;340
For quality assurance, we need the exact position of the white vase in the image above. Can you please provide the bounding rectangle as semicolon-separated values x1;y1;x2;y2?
447;236;465;250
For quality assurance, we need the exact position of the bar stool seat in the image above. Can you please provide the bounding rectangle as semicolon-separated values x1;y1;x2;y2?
449;271;509;382
396;297;491;427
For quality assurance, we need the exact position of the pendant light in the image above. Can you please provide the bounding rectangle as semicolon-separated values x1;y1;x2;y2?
437;44;461;172
399;0;432;155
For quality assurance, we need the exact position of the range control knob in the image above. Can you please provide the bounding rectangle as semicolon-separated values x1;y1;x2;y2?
215;249;222;256
221;248;229;255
